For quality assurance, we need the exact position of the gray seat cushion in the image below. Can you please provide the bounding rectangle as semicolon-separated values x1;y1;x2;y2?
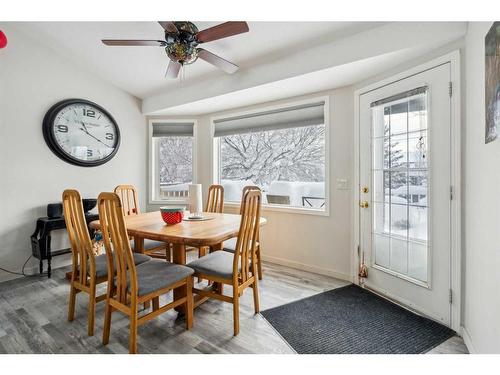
187;251;237;280
130;238;168;251
94;253;151;278
131;260;194;296
223;238;259;254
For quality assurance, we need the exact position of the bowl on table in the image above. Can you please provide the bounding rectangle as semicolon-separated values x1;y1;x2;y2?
160;207;185;225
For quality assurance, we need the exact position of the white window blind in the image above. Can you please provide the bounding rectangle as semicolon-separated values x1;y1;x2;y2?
152;122;194;137
213;101;325;137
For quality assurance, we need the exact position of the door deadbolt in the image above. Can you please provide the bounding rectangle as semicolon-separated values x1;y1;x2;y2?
362;186;369;193
359;201;369;208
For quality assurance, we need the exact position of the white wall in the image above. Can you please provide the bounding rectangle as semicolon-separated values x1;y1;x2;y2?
462;22;500;353
149;87;355;280
0;24;147;282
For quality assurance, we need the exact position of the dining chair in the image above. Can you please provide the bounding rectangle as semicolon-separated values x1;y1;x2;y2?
187;189;261;335
223;185;263;280
98;192;194;354
193;184;225;259
114;184;171;261
205;184;224;213
63;189;151;336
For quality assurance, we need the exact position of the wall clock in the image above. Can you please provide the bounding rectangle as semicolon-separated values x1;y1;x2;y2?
43;99;120;167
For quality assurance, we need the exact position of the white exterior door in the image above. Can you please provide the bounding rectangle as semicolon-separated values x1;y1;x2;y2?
359;63;452;326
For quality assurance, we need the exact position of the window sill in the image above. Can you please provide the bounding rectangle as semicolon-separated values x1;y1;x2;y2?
223;201;329;217
149;199;190;206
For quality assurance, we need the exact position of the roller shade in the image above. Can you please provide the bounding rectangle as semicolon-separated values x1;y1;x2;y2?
152;122;194;137
213;101;325;137
370;86;428;110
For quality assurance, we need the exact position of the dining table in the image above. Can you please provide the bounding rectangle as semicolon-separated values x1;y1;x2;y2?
89;211;267;312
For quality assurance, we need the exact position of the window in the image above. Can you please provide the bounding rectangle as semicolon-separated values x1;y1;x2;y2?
213;100;327;211
150;121;195;202
371;88;429;282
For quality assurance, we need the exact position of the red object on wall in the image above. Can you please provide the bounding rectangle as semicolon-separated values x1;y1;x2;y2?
0;30;7;49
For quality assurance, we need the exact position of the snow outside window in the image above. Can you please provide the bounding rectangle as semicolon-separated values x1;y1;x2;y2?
151;121;194;202
214;101;327;211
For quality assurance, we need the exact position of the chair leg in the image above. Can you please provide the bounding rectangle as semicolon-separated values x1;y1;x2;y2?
102;298;112;345
257;248;263;280
87;283;96;336
233;284;240;336
68;284;77;322
185;277;193;330
152;296;160;311
252;278;260;314
129;304;138;354
197;247;207;283
143;301;151;310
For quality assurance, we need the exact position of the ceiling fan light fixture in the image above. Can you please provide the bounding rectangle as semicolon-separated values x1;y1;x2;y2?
165;41;198;65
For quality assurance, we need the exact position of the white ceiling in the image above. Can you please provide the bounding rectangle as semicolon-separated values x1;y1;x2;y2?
16;21;385;99
149;49;427;116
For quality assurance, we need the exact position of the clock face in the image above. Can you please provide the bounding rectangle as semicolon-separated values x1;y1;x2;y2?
43;99;120;167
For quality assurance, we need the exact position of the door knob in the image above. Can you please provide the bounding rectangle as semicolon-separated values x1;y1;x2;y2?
359;201;369;208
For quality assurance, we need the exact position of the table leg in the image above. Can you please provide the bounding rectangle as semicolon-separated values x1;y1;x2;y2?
172;243;187;313
134;236;145;254
47;235;52;278
209;242;223;252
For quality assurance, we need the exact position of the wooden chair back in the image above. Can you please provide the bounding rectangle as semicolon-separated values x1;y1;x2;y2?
233;189;261;283
98;192;138;305
205;184;224;213
62;189;95;285
240;186;260;214
114;185;140;217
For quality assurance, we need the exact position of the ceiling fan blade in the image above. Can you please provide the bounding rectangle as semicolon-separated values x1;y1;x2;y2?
197;48;239;74
165;61;182;79
102;39;166;46
158;21;178;33
196;21;249;43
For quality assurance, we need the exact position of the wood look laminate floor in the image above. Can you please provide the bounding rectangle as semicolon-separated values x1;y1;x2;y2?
0;257;468;354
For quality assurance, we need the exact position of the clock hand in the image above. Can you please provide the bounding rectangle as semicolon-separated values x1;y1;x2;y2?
78;127;112;148
80;121;91;134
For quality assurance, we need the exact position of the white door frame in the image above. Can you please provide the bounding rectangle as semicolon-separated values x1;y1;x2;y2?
353;50;461;332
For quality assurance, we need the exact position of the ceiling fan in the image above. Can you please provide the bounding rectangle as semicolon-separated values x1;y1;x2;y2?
102;21;249;79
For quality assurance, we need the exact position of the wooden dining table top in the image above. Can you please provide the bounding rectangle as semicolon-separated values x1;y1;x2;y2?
89;211;267;247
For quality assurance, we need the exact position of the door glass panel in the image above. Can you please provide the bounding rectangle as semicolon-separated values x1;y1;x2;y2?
373;202;390;234
409;206;428;241
371;89;429;283
373;234;390;269
389;133;408;168
408;242;428;282
390;238;408;274
390;203;408;238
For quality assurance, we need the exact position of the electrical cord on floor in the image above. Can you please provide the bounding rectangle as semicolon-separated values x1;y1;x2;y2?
0;255;47;277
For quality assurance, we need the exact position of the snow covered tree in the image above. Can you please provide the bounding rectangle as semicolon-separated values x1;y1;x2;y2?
220;125;325;190
158;137;193;184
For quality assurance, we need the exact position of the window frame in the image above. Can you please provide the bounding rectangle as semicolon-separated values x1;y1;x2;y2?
210;96;330;217
148;118;198;205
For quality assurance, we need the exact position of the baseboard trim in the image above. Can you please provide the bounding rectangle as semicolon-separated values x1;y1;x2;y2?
261;254;352;282
461;326;477;354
